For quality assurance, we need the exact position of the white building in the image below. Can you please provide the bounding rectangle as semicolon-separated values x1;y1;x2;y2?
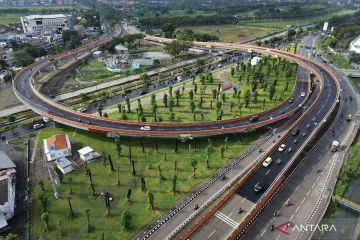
55;157;73;174
44;134;72;161
20;14;73;34
0;151;16;230
78;146;95;162
349;36;360;54
251;56;262;66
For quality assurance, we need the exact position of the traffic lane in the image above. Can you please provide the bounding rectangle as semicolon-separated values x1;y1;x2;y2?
191;195;255;240
23;77;309;132
236;71;337;203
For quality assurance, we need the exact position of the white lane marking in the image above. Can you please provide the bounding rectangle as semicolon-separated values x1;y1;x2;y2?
260;229;267;238
295;205;301;213
208;230;216;239
240;197;247;204
214;211;238;228
265;169;271;175
228;211;233;217
275;234;281;240
295;185;300;191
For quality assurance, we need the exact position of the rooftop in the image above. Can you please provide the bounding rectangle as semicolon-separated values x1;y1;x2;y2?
55;157;72;169
78;146;94;155
24;14;71;20
0;151;16;170
45;134;70;151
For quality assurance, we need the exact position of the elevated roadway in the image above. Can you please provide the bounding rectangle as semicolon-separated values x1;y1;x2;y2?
13;37;321;137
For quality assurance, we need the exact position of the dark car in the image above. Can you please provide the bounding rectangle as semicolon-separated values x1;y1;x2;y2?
254;181;265;193
291;127;300;136
249;116;259;122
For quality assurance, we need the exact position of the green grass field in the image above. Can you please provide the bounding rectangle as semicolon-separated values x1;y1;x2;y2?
239;9;357;30
29;126;263;239
108;57;296;122
349;77;360;93
178;25;271;42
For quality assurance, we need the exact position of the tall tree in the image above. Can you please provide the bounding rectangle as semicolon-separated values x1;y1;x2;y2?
120;211;131;231
147;191;155;210
41;213;49;233
190;159;198;179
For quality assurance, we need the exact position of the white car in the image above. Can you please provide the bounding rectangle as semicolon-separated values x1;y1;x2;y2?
263;157;273;167
77;107;87;113
140;126;151;131
33;123;44;130
278;144;286;152
301;92;306;97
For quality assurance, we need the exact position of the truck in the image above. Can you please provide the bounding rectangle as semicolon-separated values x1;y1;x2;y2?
331;141;340;152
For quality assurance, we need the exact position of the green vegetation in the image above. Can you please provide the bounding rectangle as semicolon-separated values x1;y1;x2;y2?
316;36;354;69
30;125;263;239
108;57;296;122
349;77;360;93
177;25;271;42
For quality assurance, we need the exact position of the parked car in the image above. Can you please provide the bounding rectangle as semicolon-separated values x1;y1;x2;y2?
288;98;294;103
301;92;306;97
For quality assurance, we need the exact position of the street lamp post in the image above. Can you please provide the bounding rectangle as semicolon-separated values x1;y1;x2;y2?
268;126;277;143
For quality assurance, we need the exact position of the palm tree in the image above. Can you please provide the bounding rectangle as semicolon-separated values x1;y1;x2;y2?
163;93;168;107
175;90;180;106
115;139;122;157
127;188;132;203
120;211;131;231
220;145;226;158
67;195;74;218
97;104;104;117
85;209;91;233
125;96;131;112
190;158;197;178
171;174;177;195
68;176;73;195
147;191;155;210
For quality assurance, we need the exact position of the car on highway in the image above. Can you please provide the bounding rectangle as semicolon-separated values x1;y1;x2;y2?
291;127;300;136
254;181;265;193
33;123;44;129
249;116;259;122
278;144;286;152
300;92;306;97
262;157;273;167
347;114;352;121
217;63;223;68
77;107;87;113
288;97;294;103
140;126;151;131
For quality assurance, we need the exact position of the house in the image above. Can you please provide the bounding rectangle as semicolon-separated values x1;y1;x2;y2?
349;36;360;54
0;151;16;230
78;146;95;162
55;157;73;174
44;134;72;161
234;12;248;19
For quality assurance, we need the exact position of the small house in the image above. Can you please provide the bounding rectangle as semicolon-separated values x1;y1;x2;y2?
44;134;72;162
55;157;73;174
78;146;95;162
